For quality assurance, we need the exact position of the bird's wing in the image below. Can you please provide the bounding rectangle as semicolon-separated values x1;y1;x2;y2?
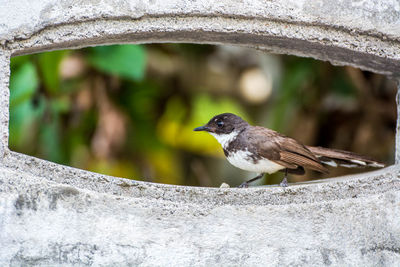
247;127;328;173
279;151;328;173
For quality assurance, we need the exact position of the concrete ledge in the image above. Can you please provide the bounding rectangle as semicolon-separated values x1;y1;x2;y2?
1;162;400;266
2;151;400;206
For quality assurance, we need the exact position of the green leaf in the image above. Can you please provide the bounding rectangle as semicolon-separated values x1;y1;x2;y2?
9;62;38;108
37;50;68;94
9;96;45;150
10;55;31;71
39;110;64;164
87;45;146;81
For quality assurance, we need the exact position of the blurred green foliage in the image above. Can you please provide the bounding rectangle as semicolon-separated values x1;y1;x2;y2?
9;60;41;150
88;45;146;81
9;44;395;187
10;45;148;167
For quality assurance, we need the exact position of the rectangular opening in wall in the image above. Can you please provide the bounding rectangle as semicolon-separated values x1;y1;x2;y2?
8;44;397;187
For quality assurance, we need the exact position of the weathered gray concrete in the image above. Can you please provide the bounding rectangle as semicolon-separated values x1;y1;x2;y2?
1;0;400;77
0;49;10;159
1;163;400;266
0;0;400;266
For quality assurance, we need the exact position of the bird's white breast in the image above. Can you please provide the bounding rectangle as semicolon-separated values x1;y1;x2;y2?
209;130;285;174
226;150;285;174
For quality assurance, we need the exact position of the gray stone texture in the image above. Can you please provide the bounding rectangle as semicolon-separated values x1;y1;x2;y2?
1;0;400;77
0;0;400;266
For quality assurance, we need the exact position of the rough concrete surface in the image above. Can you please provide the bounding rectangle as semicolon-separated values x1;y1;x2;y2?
0;0;400;266
1;163;400;266
0;0;399;76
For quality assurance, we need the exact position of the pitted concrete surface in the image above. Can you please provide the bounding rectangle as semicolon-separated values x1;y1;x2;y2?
0;0;399;76
0;0;400;266
1;163;400;266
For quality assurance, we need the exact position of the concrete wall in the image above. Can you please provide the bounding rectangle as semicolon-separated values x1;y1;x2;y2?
0;0;400;265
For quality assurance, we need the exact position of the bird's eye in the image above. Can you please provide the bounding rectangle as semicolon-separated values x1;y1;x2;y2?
217;120;224;128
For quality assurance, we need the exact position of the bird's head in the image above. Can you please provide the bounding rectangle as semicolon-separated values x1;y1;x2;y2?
194;113;248;136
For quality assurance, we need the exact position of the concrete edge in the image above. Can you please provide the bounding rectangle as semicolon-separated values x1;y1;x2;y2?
2;150;399;206
3;16;400;77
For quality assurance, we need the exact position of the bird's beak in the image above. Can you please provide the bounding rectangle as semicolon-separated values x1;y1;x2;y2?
193;125;209;132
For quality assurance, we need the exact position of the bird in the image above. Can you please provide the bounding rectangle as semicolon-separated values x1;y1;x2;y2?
194;113;385;188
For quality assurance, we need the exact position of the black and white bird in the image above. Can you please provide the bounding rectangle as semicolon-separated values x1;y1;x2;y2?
194;113;384;187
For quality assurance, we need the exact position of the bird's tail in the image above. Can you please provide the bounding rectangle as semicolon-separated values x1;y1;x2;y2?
306;146;385;168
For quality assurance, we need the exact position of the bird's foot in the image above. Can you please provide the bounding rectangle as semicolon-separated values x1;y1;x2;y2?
280;177;289;187
238;182;249;188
